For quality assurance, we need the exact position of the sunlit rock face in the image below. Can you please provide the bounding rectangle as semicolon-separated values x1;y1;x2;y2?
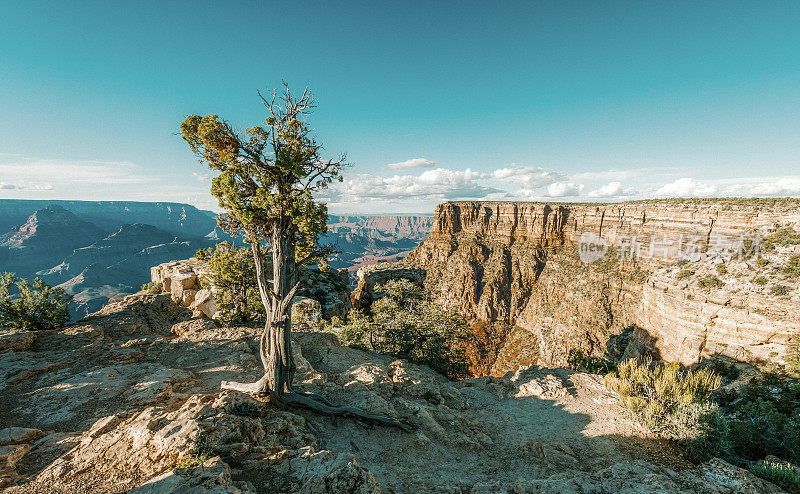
404;200;800;370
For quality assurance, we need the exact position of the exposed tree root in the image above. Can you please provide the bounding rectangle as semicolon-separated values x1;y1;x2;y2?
220;376;269;395
279;391;415;432
220;379;415;432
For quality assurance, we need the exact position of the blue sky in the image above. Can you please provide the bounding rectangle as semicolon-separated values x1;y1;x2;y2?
1;1;799;213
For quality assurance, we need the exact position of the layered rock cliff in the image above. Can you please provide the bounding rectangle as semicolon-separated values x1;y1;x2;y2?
404;199;800;371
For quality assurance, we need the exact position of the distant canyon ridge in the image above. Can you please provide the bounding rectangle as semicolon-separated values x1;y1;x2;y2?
0;199;433;319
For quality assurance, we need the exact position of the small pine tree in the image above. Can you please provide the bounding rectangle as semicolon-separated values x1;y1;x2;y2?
0;273;72;331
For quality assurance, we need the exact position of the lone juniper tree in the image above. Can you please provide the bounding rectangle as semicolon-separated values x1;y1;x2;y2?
181;84;411;430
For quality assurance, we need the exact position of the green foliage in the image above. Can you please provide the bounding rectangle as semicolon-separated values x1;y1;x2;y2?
698;274;724;289
771;284;791;296
204;242;264;324
141;281;162;294
716;264;728;275
0;273;72;331
195;247;210;261
684;409;732;462
748;461;800;491
785;255;800;277
333;279;473;378
689;374;800;468
756;257;770;267
180;85;344;259
763;227;800;251
702;358;741;381
726;399;800;462
605;358;721;440
567;348;616;374
753;276;769;285
175;432;215;470
677;269;694;280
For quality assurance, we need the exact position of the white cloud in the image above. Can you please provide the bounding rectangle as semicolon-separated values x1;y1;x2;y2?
490;165;565;188
384;158;436;171
546;181;584;197
192;172;211;182
723;177;800;196
586;181;637;198
587;181;621;197
656;178;717;197
326;168;498;202
0;155;149;186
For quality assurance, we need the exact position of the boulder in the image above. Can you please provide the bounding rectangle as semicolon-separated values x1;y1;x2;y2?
0;427;43;446
192;289;217;318
0;444;30;487
0;330;35;353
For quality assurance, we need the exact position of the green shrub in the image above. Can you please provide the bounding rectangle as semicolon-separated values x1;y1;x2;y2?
698;274;724;289
677;269;695;280
605;358;721;440
141;281;162;294
785;255;800;277
333;279;473;378
716;265;728;275
204;242;265;324
567;348;616;374
771;284;791;296
763;227;800;251
688;375;800;468
753;276;769;286
684;409;732;462
174;432;215;470
727;398;800;463
756;257;770;267
748;461;800;491
0;273;72;331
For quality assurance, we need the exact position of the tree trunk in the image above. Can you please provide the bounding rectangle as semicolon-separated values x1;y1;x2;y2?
221;224;414;431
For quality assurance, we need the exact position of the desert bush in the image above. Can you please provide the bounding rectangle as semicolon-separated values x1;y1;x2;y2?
688;374;800;468
753;276;769;285
0;273;72;331
698;274;724;289
567;348;616;374
716;264;728;275
756;257;770;267
763;227;800;251
677;269;694;280
334;279;473;378
726;398;800;463
771;284;791;296
785;255;800;277
174;432;215;470
605;358;721;440
141;281;162;294
748;461;800;491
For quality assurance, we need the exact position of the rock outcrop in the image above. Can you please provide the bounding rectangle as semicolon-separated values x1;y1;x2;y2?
151;258;352;321
401;199;800;370
0;293;787;492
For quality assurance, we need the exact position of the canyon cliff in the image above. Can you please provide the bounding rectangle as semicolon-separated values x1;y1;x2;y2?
400;199;800;371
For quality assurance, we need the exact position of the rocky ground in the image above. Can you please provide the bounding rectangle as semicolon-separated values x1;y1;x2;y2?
0;294;785;493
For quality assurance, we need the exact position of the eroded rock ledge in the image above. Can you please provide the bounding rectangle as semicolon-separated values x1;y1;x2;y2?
398;200;800;369
0;294;783;493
